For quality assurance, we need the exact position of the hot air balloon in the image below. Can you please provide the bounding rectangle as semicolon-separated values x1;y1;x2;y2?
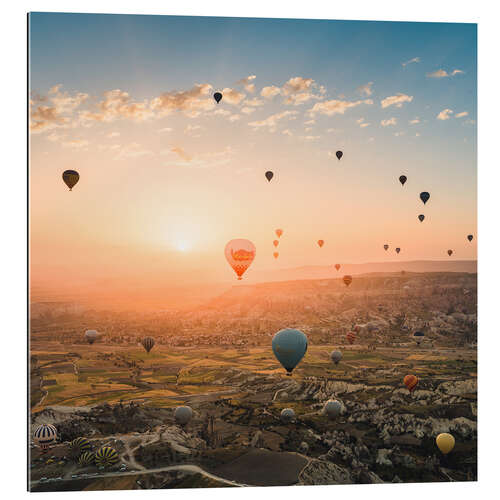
272;328;308;376
273;240;279;247
399;175;407;186
141;336;155;353
467;234;473;242
330;350;342;365
225;239;256;280
62;170;79;191
335;151;343;160
78;451;95;466
403;374;418;393
346;331;356;344
317;240;324;248
436;433;455;454
418;214;425;222
275;229;283;238
273;252;279;259
413;331;425;345
69;437;92;458
33;424;57;451
213;92;222;104
353;325;361;333
395;248;401;254
342;275;352;287
95;447;119;468
334;264;341;271
324;400;342;420
447;249;453;256
384;244;389;251
174;406;193;426
85;329;98;345
265;171;274;182
420;192;430;204
280;408;295;424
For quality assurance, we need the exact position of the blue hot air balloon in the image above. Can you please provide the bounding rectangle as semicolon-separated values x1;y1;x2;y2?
272;328;308;376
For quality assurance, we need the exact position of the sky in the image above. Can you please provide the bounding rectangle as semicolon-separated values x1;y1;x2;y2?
29;13;477;290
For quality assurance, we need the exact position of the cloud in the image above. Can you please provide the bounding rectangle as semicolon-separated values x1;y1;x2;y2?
304;119;315;125
381;93;413;108
437;109;453;120
281;77;322;105
62;138;89;150
360;122;370;128
402;57;420;67
106;131;120;138
229;114;241;122
244;97;264;107
427;69;464;78
248;110;298;132
169;146;192;162
381;117;397;126
455;111;469;118
184;124;201;134
299;135;320;141
158;127;173;133
260;85;281;99
213;108;231;116
46;132;65;142
241;107;256;114
394;131;405;137
163;146;233;168
115;142;153;159
357;82;373;96
409;118;420;124
282;129;293;136
308;99;373;116
221;87;246;106
236;75;256;93
150;83;214;117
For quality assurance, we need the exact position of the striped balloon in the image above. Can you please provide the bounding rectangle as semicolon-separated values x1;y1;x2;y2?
78;451;95;466
70;437;91;458
33;424;57;450
404;374;419;393
346;331;356;345
95;447;119;468
141;336;155;353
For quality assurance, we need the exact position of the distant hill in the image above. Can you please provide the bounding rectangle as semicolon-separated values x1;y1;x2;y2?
245;260;477;284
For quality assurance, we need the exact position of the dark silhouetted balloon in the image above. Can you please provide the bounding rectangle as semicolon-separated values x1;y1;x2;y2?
213;92;222;103
420;192;430;204
418;214;425;222
384;244;389;251
447;249;453;256
272;328;308;376
330;350;342;365
343;275;352;287
467;234;473;242
413;331;424;345
395;247;401;254
174;406;193;426
265;171;274;182
399;175;407;186
62;170;79;191
85;329;98;345
336;151;343;160
141;336;155;353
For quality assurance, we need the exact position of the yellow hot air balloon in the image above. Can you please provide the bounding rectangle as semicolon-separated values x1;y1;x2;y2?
436;433;455;454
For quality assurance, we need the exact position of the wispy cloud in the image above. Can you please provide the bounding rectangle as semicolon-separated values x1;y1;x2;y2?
381;117;397;127
409;118;420;124
402;57;420;67
150;83;214;118
455;111;469;118
248;110;298;132
308;98;373;116
437;109;453;120
357;82;373;96
61;138;89;150
260;85;281;99
163;146;233;168
427;69;464;78
381;93;413;109
235;75;256;93
115;142;153;159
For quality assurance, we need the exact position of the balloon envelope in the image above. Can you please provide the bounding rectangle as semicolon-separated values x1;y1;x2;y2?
346;331;356;344
141;336;155;353
399;175;407;186
95;447;119;467
85;329;98;345
404;374;418;392
384;244;389;251
273;240;279;247
213;92;222;103
447;249;453;256
273;252;279;259
34;424;57;449
342;275;352;287
265;171;274;182
275;229;283;238
225;239;256;280
317;239;324;248
280;408;295;424
324;400;342;419
395;248;401;254
467;234;473;242
272;328;308;375
334;264;341;271
330;350;342;364
62;170;79;191
420;191;430;204
436;433;455;454
418;214;425;222
335;151;343;160
174;406;193;425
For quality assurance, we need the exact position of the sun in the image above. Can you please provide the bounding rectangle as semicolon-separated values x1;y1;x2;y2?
174;240;191;252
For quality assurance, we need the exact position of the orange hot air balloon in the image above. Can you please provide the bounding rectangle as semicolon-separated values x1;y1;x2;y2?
447;249;453;256
317;240;324;248
346;331;356;344
334;264;341;271
342;275;352;287
273;252;279;259
404;374;418;393
273;240;279;248
275;229;283;238
225;239;256;280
